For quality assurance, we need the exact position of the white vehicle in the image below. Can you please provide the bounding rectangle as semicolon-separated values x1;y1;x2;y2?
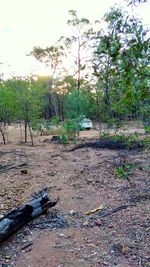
80;118;93;130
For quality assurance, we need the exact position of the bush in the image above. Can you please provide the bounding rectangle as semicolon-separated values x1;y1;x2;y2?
115;162;135;180
99;132;150;150
144;125;150;134
58;119;81;145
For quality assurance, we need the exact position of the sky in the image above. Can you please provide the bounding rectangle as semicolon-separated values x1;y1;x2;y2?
0;0;150;78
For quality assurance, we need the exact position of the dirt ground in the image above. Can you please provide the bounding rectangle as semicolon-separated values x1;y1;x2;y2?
0;129;150;267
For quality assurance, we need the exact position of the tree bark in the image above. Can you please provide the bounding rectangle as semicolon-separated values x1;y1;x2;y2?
28;122;34;146
0;190;58;243
24;120;28;143
77;38;81;117
0;125;6;145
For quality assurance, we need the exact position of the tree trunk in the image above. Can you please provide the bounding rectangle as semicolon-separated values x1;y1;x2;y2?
77;38;81;116
0;125;6;145
24;120;28;143
20;121;23;143
28;122;34;146
0;190;58;243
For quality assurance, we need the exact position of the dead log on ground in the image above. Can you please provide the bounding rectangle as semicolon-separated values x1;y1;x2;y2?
0;189;58;243
69;139;143;151
0;162;28;173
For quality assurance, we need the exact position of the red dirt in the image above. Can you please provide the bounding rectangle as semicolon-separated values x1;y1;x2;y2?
0;130;150;267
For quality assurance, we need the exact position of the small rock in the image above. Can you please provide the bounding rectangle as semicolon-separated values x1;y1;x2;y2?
56;187;62;191
58;233;65;237
101;262;109;266
111;243;130;254
95;220;102;226
69;210;77;216
108;224;114;229
5;256;10;259
82;221;89;226
0;193;5;196
87;179;93;184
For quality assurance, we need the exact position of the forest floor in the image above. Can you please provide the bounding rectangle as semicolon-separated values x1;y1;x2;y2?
0;128;150;267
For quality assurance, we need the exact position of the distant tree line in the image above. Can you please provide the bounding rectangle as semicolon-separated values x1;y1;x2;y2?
0;5;149;144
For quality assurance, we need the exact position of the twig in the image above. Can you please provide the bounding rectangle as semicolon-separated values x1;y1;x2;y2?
21;242;33;250
98;204;134;219
138;256;142;267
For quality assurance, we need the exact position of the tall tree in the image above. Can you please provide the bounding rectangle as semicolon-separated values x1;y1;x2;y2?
30;45;65;119
126;0;148;5
6;77;47;144
60;10;94;115
0;81;17;144
93;7;150;126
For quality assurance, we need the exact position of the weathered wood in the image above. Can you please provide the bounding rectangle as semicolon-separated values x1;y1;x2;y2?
0;189;58;242
70;139;143;151
0;162;28;173
98;205;131;219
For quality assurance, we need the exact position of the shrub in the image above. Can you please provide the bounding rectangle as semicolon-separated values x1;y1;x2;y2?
99;132;150;150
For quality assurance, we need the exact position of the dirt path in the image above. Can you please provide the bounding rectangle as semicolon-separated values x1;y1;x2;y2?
0;131;150;267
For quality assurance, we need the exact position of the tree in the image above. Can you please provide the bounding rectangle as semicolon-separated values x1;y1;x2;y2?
4;77;48;145
126;0;148;5
64;78;96;119
60;10;94;115
93;7;150;127
31;45;64;77
19;78;47;144
30;45;65;119
0;81;17;144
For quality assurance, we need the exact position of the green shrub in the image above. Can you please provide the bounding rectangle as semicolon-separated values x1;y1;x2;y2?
144;125;150;134
115;162;135;180
55;119;81;145
99;132;150;150
58;132;68;144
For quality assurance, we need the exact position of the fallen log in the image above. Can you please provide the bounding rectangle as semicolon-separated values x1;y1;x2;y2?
0;162;28;173
0;189;58;243
69;139;143;151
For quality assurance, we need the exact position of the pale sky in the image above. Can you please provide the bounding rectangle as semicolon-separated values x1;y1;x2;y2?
0;0;150;77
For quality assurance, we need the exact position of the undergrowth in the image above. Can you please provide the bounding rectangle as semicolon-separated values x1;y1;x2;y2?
99;132;150;150
115;162;135;180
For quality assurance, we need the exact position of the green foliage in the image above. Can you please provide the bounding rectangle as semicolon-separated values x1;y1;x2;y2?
64;88;95;119
58;132;69;145
100;132;127;142
144;125;150;134
49;117;60;127
42;117;60;130
11;78;44;123
63;119;80;133
141;136;150;149
58;118;81;145
0;81;17;122
94;7;150;126
99;132;150;150
60;9;94;95
0;77;49;143
31;45;64;72
115;162;135;180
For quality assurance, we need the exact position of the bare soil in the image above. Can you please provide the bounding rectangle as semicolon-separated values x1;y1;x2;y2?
0;129;150;267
